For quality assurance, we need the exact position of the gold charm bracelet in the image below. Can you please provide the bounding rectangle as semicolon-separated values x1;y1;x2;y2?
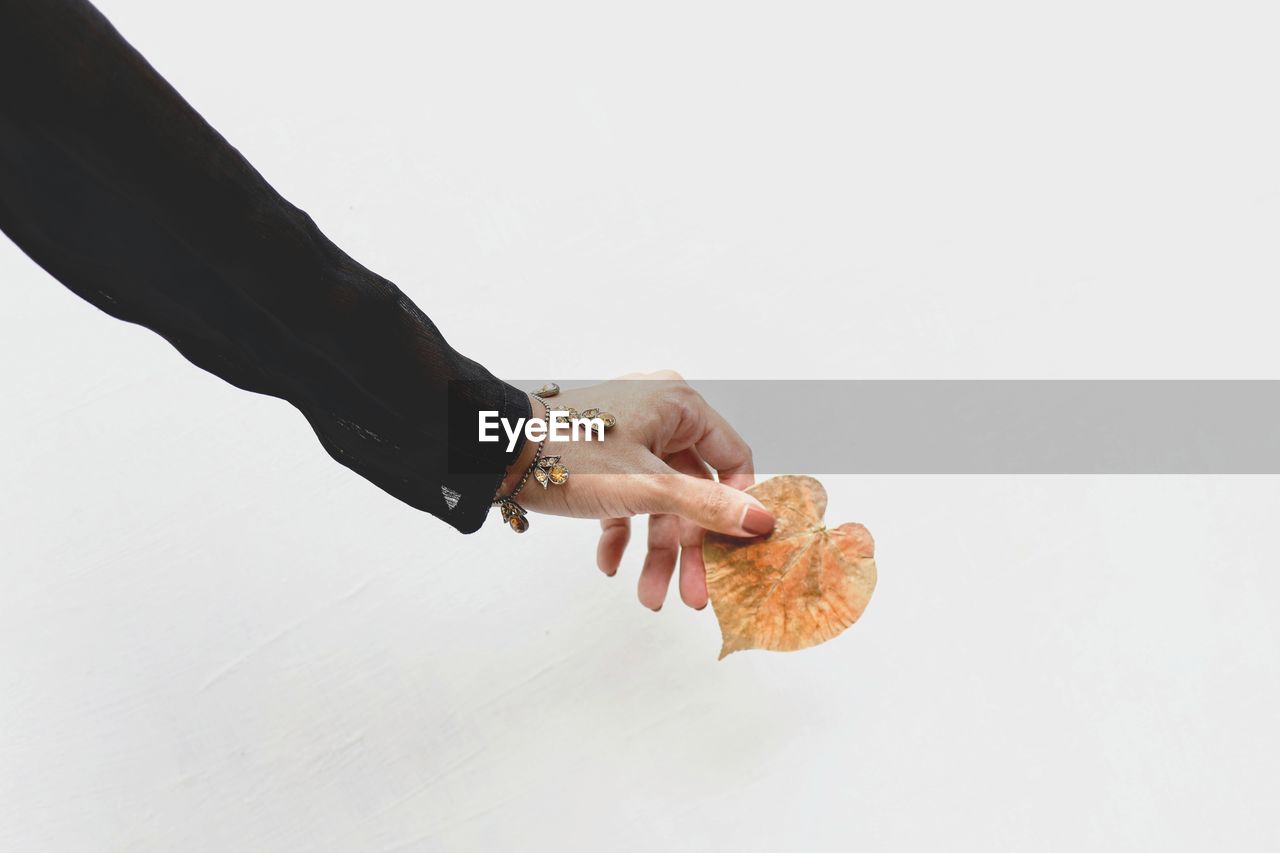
492;383;616;533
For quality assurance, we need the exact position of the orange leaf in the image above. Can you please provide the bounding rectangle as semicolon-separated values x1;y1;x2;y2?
703;476;876;659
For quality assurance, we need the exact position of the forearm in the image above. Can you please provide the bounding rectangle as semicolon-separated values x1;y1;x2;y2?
0;0;527;531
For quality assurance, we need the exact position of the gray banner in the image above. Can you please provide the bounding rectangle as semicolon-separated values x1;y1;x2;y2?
513;380;1280;474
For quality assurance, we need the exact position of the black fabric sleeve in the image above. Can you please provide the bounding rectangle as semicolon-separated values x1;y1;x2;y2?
0;0;529;533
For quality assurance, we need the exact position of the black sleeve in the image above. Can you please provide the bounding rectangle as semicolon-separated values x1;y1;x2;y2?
0;0;529;533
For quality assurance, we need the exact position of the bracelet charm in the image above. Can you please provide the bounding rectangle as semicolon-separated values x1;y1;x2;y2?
497;496;529;533
533;454;569;488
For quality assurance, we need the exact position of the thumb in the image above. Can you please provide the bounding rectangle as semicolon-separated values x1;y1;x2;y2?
647;471;776;538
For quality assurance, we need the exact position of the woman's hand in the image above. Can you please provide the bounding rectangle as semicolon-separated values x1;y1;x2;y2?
500;371;775;611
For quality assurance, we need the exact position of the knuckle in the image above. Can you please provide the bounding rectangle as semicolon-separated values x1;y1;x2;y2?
679;524;705;548
662;381;701;415
646;543;678;559
669;380;698;399
631;472;668;512
699;487;733;523
655;388;696;425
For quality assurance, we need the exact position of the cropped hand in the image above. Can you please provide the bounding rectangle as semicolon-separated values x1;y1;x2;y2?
499;371;775;611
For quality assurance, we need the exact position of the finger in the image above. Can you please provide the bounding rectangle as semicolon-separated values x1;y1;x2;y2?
666;450;712;610
656;382;756;491
597;517;630;577
638;513;680;611
638;456;775;539
678;520;708;610
690;399;756;491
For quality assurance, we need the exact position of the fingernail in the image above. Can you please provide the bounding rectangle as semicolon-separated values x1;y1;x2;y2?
696;603;707;611
742;504;775;536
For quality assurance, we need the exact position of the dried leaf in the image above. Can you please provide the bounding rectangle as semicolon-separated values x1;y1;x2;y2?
703;475;876;659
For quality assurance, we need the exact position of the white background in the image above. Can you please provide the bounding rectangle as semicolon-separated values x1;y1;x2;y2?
3;1;1279;850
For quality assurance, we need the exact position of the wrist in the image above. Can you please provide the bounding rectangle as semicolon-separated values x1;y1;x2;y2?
497;393;543;496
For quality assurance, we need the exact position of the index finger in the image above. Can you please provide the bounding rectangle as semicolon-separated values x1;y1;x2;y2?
687;390;755;492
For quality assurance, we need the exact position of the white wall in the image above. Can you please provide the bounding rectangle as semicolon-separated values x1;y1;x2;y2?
3;1;1278;850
